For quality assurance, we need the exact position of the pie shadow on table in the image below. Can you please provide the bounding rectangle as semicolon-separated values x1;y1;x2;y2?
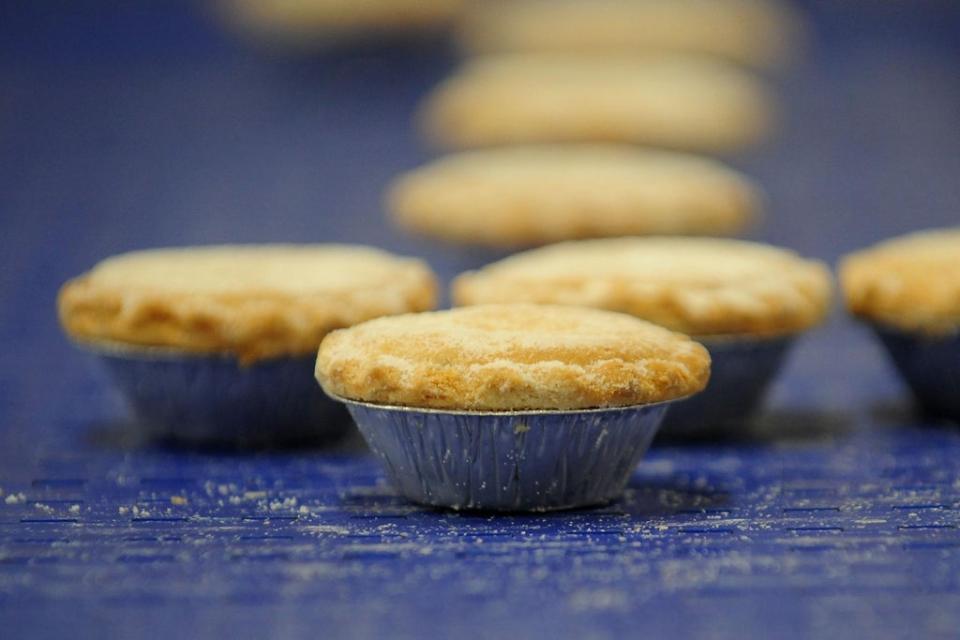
84;417;369;455
653;408;856;446
617;479;731;519
374;478;733;520
868;398;960;431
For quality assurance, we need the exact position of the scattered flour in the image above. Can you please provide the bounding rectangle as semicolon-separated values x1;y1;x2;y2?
269;496;298;511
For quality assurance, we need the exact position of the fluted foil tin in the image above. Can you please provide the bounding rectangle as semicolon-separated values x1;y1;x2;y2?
85;342;349;448
336;398;670;511
875;327;960;423
660;336;794;438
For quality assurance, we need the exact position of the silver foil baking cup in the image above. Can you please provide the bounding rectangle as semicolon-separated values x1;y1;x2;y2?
427;245;516;301
82;341;350;448
874;327;960;423
332;397;672;511
659;335;794;439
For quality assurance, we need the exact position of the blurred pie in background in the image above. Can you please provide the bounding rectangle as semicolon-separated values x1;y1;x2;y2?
421;54;774;153
387;145;762;248
457;0;805;69
420;53;775;153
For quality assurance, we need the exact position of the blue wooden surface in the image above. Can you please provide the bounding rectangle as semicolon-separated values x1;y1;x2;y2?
1;1;960;638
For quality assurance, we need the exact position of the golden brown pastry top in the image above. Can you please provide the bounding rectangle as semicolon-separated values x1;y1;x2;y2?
453;238;832;337
840;228;960;334
58;245;438;363
315;304;710;411
419;53;774;153
457;0;804;68
387;145;761;247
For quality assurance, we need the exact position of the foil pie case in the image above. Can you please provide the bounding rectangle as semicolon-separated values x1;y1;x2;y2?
83;341;350;448
334;396;672;512
659;335;794;438
874;327;960;423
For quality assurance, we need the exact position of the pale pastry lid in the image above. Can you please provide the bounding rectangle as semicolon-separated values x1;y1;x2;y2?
58;244;438;363
457;0;804;68
453;237;832;337
388;145;760;247
420;53;775;153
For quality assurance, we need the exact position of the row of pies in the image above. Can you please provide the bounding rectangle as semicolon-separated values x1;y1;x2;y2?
408;0;791;154
60;0;952;511
58;230;960;510
383;0;793;263
224;0;794;155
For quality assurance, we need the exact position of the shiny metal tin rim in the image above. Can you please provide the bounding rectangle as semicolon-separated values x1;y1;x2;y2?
71;337;302;363
323;391;689;417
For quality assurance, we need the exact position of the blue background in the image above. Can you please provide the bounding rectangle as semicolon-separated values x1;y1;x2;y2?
1;1;959;638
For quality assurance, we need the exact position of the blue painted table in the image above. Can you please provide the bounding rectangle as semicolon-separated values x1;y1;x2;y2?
1;2;959;638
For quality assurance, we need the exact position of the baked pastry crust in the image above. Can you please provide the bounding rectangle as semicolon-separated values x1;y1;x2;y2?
59;245;438;363
420;54;773;153
387;145;760;247
457;0;804;69
453;238;832;337
315;304;710;411
840;228;960;334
